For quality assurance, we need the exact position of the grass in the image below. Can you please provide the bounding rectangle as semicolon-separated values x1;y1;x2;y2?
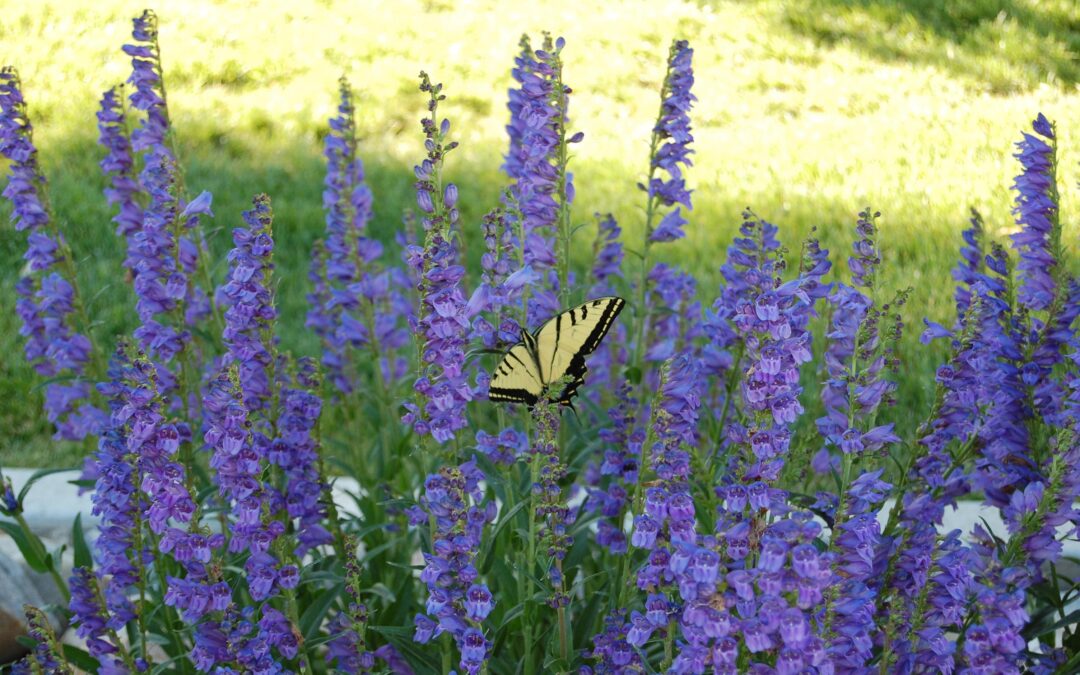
1;0;1078;467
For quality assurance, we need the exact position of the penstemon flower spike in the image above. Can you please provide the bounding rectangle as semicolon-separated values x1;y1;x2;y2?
403;71;472;445
9;14;1080;675
1;67;106;442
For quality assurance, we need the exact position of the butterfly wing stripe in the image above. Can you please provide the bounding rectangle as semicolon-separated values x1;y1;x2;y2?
488;387;538;405
548;312;563;381
578;297;625;355
491;343;544;405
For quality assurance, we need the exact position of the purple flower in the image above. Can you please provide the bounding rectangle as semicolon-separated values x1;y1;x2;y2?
647;40;695;211
411;460;493;671
589;611;645;672
326;548;379;673
124;11;170;153
649;207;688;243
273;382;333;557
97;86;143;264
218;194;277;413
69;567;129;670
503;35;572;325
403;75;472;443
1010;113;1058;312
714;213;824;481
584;384;640;553
2;67;103;441
306;78;407;396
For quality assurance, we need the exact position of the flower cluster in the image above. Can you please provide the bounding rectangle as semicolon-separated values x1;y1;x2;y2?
647;39;695;216
408;460;495;674
326;541;375;673
2;67;103;441
584;382;640;554
125;9;213;367
580;213;629;405
530;399;574;607
504;35;576;325
403;73;473;443
1011;112;1059;312
471;205;531;353
725;213;820;480
19;605;72;675
306;78;409;397
97;86;142;270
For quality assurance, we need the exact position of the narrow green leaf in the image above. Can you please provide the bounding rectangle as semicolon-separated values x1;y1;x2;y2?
300;582;344;640
0;520;47;572
62;644;100;672
18;467;75;504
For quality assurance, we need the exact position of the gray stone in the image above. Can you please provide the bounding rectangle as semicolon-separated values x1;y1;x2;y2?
0;469;95;541
0;538;68;665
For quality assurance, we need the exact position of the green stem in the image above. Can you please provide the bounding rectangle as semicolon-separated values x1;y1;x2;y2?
615;391;662;610
627;60;670;416
282;585;313;675
148;532;188;670
661;618;677;670
557;558;570;664
441;629;454;674
524;446;541;675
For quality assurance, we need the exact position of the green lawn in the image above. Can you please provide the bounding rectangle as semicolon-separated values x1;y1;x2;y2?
1;0;1078;467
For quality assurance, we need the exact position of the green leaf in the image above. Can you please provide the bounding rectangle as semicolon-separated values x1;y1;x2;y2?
370;624;441;672
479;499;527;568
544;655;572;671
0;520;47;572
62;644;100;672
1024;607;1080;641
359;540;395;563
363;582;397;604
300;582;344;640
18;467;76;504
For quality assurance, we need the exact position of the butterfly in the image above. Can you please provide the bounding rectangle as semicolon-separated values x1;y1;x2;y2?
488;296;625;406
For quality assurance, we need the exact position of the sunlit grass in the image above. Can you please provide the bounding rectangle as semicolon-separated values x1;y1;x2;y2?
1;0;1078;466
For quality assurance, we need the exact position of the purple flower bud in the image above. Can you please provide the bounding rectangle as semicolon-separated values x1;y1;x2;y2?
416;189;434;213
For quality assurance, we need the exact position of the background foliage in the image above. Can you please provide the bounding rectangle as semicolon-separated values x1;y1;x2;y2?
2;0;1079;465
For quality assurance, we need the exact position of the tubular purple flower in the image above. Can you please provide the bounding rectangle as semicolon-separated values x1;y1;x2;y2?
1;67;103;441
97;86;143;269
411;460;494;672
68;567;130;671
124;11;170;155
647;40;695;211
503;35;572;325
1010;113;1059;312
403;73;472;442
219;194;277;413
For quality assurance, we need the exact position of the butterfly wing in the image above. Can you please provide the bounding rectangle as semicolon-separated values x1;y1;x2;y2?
488;342;543;405
533;296;625;402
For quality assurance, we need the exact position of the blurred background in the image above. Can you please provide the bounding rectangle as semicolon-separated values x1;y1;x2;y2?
1;0;1078;465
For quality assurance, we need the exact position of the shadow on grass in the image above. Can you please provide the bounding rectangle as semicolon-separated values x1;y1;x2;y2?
781;0;1080;93
1;129;958;467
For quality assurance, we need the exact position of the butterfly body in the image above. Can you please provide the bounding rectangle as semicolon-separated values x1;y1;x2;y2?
489;296;626;406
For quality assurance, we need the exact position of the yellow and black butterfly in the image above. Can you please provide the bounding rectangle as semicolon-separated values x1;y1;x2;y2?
488;296;625;406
